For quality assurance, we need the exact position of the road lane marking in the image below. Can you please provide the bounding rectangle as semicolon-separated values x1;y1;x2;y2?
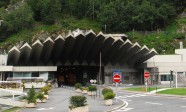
181;106;186;108
145;102;162;105
36;107;55;111
114;108;134;111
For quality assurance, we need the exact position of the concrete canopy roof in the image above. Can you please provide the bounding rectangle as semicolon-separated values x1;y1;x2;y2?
7;29;157;66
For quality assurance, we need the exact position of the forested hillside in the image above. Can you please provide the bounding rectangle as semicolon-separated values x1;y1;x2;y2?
0;0;185;54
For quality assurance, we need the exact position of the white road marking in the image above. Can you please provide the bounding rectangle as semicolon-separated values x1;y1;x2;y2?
136;94;146;96
36;107;54;111
145;102;163;105
37;108;45;110
114;108;134;112
153;96;160;97
117;96;127;99
181;106;186;108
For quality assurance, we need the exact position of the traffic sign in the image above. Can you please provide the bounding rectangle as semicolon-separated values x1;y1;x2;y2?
144;71;150;79
113;74;121;83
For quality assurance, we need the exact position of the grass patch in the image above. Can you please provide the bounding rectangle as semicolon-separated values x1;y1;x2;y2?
124;87;158;92
2;107;21;112
158;88;186;95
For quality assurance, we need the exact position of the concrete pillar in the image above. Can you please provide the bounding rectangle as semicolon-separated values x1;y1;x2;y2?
0;72;2;81
104;75;110;85
39;72;49;81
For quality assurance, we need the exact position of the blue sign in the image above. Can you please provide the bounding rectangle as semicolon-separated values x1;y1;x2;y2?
113;70;122;81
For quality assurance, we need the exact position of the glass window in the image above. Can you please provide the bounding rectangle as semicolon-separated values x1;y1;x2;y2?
32;72;39;77
161;75;173;81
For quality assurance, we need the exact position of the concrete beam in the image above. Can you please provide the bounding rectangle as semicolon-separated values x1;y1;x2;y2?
136;48;158;65
19;43;32;65
51;35;65;64
60;32;75;64
111;39;133;65
104;38;123;65
119;42;141;65
41;37;54;64
128;45;149;66
69;32;85;64
86;32;105;64
78;29;96;64
95;35;115;65
7;46;20;65
30;40;43;65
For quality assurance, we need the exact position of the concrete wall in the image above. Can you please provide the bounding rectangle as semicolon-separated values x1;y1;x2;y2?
13;66;57;72
104;64;142;85
0;55;7;66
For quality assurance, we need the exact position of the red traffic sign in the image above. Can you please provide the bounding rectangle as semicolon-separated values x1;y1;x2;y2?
113;74;121;83
144;71;150;79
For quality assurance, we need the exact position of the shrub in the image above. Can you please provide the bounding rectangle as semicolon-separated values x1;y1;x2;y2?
69;95;87;109
88;85;97;91
41;86;50;95
22;86;37;104
74;83;82;89
104;92;115;100
102;88;113;95
82;87;88;90
36;92;45;101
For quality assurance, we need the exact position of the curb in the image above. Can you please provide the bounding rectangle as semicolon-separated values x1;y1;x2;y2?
153;93;186;98
123;90;186;99
105;99;126;112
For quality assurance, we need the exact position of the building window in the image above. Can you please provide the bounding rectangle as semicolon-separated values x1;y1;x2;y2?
161;75;173;81
32;72;39;77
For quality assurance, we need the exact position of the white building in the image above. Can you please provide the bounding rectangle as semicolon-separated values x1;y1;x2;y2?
145;49;186;86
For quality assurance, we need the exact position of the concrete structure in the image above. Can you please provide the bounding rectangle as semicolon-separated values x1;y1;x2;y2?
0;29;157;86
145;49;186;86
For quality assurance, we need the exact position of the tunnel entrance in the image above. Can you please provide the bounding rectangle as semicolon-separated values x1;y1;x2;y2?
56;66;104;86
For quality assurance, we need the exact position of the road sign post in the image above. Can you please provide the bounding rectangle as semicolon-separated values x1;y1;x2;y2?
144;71;150;92
113;70;122;102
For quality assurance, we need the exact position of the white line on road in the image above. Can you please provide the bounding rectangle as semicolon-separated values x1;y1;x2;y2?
37;108;45;110
114;108;134;111
181;106;186;108
145;102;163;105
36;107;55;111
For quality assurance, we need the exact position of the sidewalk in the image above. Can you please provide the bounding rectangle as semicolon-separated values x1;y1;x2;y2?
147;88;171;94
19;87;123;112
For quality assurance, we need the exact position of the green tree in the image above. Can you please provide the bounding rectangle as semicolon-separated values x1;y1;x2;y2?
27;0;61;24
0;3;33;40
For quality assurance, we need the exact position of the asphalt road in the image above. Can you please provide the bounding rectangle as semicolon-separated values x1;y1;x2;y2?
113;90;186;112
